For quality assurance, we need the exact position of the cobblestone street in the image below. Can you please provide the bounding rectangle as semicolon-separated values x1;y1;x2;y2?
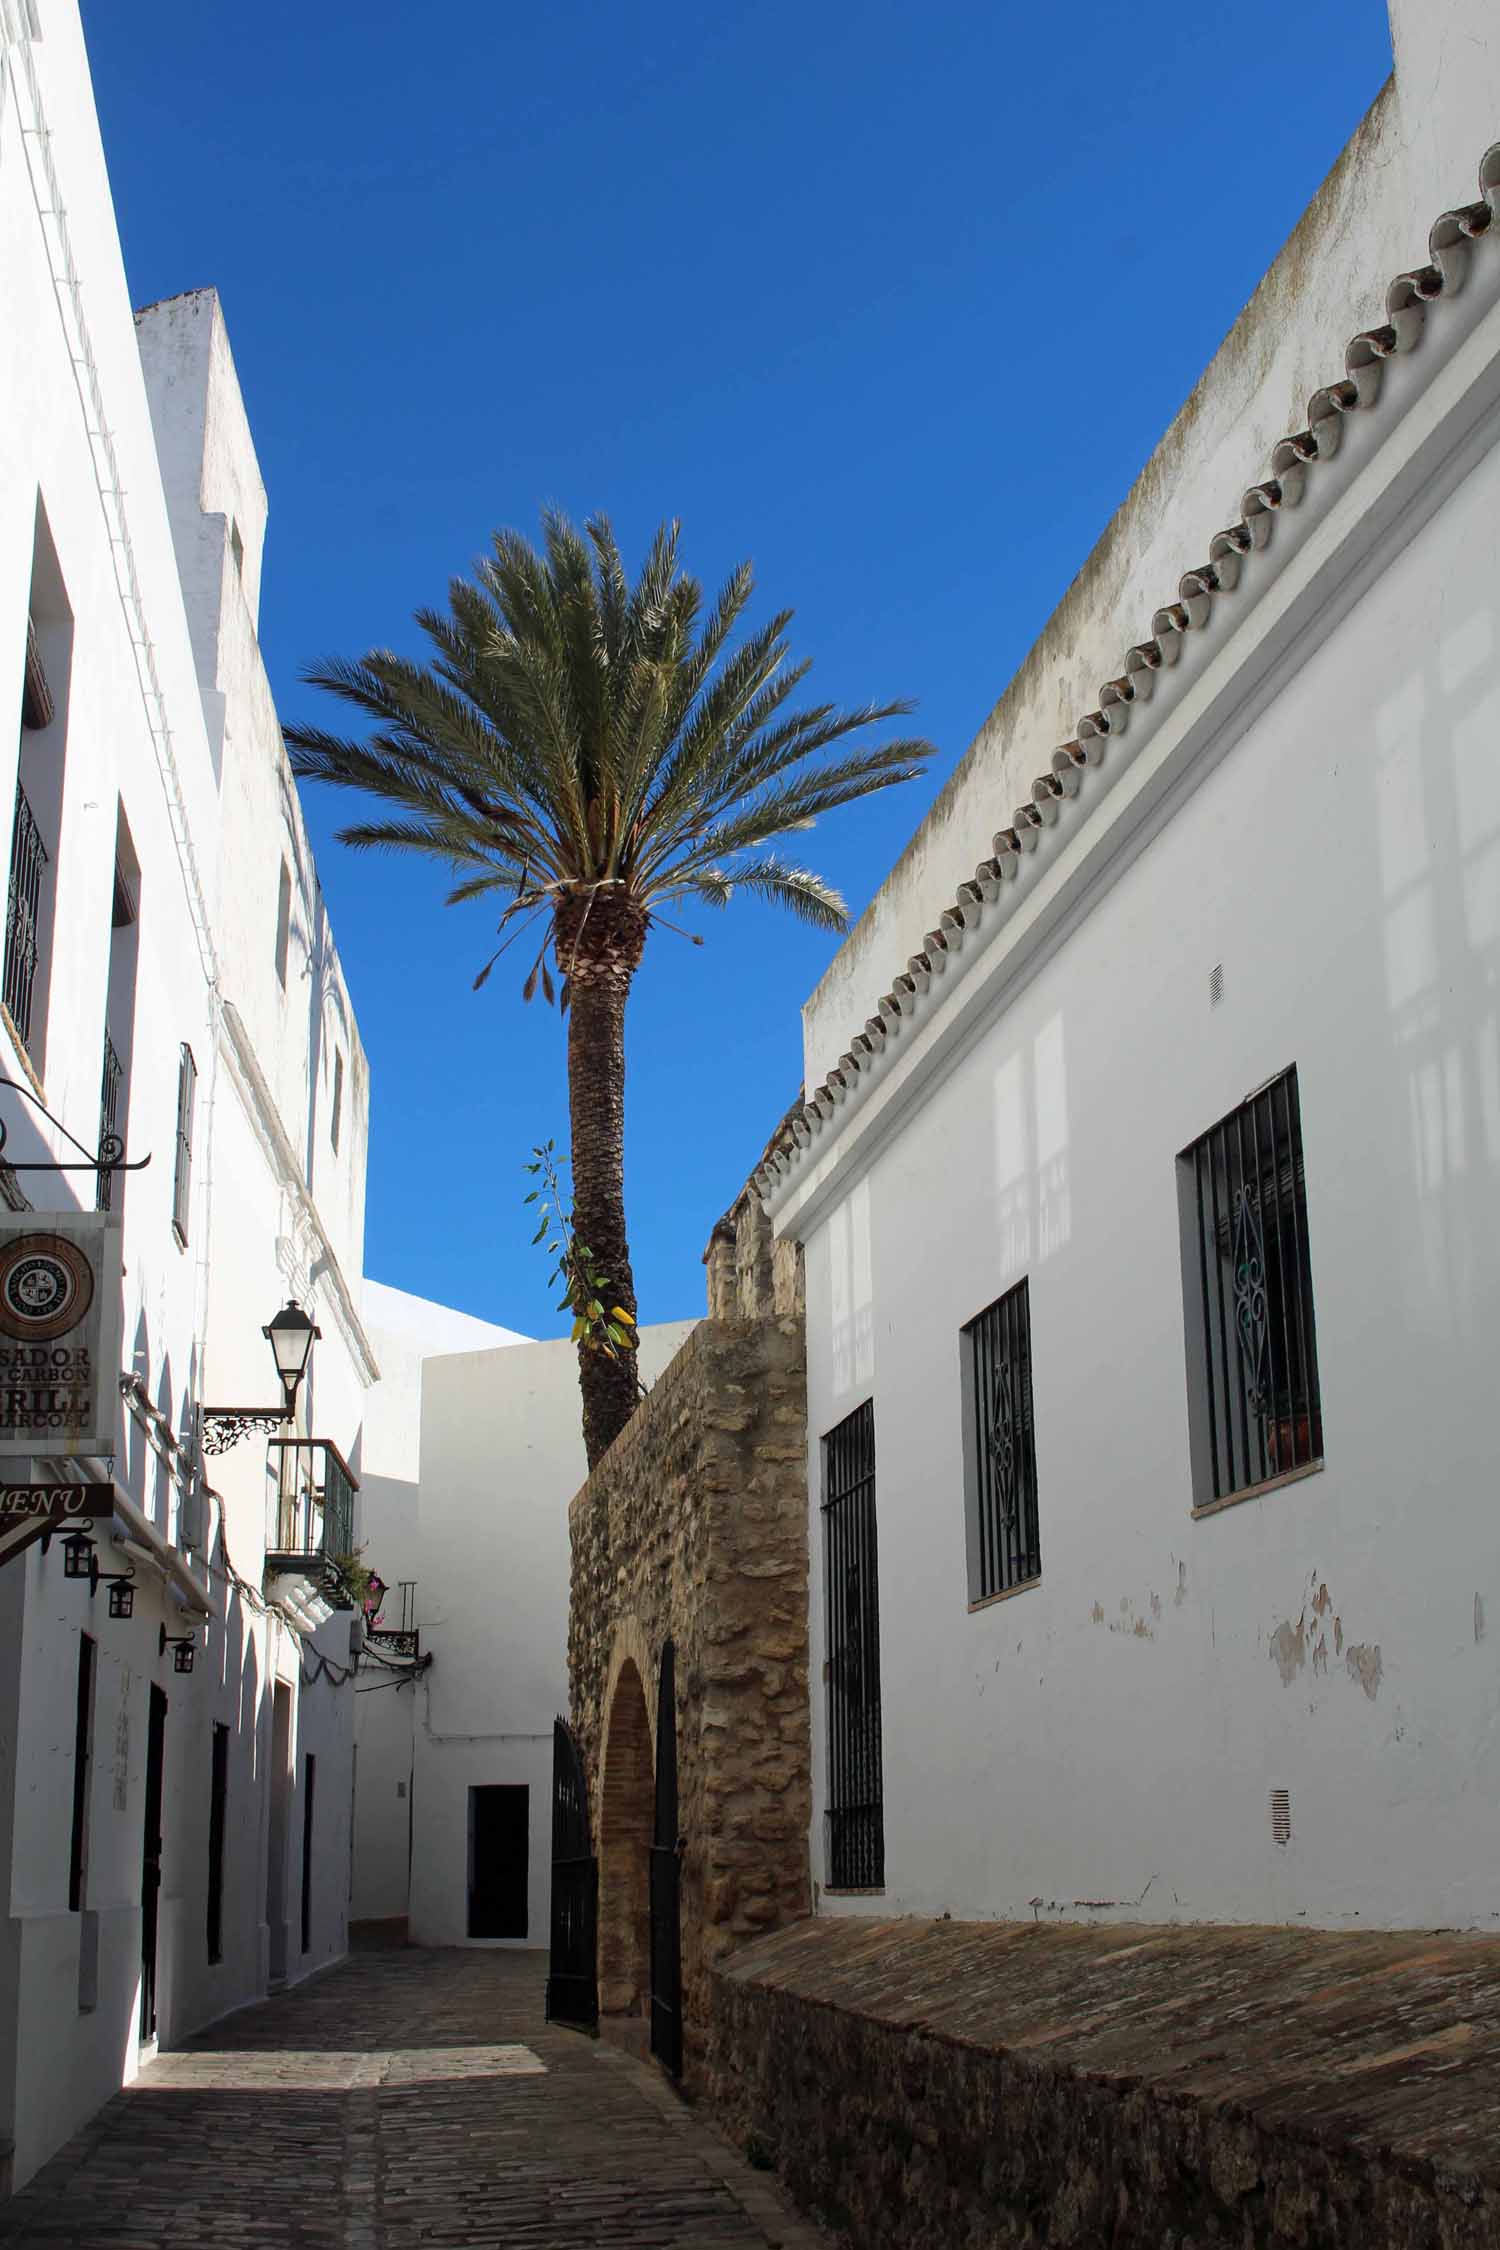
0;1948;826;2249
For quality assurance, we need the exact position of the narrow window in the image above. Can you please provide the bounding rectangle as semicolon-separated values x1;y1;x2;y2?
68;1632;96;1912
5;508;73;1070
172;1044;197;1244
300;1752;316;1953
961;1277;1040;1602
229;519;244;579
330;1049;343;1153
206;1722;228;1964
97;815;140;1214
822;1401;884;1889
1177;1065;1323;1508
274;860;292;988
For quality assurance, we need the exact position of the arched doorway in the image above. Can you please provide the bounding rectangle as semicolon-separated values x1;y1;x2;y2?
598;1657;653;2024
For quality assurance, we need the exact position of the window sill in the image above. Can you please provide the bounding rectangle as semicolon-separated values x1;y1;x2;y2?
1191;1458;1324;1520
0;1005;44;1103
968;1575;1041;1615
823;1887;886;1898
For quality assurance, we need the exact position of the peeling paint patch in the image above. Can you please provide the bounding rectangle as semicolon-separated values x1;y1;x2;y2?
1312;1634;1328;1677
1476;1593;1486;1644
1173;1561;1187;1607
1346;1642;1383;1700
1334;1615;1343;1655
1090;1602;1104;1625
1270;1618;1306;1685
1149;1592;1162;1621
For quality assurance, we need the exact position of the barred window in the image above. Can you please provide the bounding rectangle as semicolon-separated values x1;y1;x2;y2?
961;1278;1040;1603
330;1049;343;1153
822;1401;884;1889
1177;1065;1323;1508
172;1044;196;1244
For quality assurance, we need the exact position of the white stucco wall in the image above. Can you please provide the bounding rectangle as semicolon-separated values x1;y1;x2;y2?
0;1;373;2190
404;1321;695;1949
796;305;1500;1934
352;1281;527;1924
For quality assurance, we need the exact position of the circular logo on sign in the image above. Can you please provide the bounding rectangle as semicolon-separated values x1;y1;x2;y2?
0;1233;94;1341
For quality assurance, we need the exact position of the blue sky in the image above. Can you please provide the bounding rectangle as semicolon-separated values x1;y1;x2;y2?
81;1;1393;1337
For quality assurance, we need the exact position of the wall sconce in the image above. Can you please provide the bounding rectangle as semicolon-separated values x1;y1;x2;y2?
362;1572;387;1627
160;1625;196;1675
201;1300;321;1456
61;1530;135;1615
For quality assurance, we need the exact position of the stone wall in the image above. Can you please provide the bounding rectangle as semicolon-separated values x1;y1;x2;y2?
708;1915;1500;2249
567;1166;810;2086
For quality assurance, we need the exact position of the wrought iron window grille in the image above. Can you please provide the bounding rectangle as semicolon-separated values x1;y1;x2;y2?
962;1276;1041;1602
4;782;48;1054
1177;1065;1323;1507
95;1033;123;1212
172;1044;196;1244
822;1400;884;1889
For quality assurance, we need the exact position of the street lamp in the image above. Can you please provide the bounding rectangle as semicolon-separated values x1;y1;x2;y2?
201;1299;321;1456
262;1302;320;1413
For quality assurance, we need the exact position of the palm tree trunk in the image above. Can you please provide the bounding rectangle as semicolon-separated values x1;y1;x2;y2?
561;891;646;1469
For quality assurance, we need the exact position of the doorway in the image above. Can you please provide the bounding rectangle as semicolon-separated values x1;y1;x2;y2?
300;1753;316;1955
266;1681;292;1983
468;1784;529;1939
139;1684;166;2042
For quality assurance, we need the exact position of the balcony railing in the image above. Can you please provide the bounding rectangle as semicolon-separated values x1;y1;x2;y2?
265;1439;358;1603
3;782;47;1052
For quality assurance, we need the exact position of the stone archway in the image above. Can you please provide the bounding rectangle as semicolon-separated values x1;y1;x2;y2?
597;1656;653;2027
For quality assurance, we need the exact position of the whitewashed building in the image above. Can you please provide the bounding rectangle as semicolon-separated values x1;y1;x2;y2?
352;1297;694;1951
760;1;1500;1934
0;1;376;2191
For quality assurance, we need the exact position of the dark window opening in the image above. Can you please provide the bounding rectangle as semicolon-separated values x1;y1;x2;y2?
274;861;292;988
96;813;140;1215
330;1049;343;1153
172;1044;197;1244
207;1723;228;1964
962;1277;1040;1602
822;1400;884;1889
68;1633;96;1912
1178;1064;1323;1507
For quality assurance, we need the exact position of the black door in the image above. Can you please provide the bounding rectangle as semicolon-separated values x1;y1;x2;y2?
468;1784;529;1938
140;1684;167;2041
649;1640;682;2077
546;1720;597;2029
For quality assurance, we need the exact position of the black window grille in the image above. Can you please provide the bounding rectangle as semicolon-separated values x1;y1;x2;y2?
274;861;291;987
172;1045;196;1244
330;1050;343;1152
22;614;55;732
822;1400;884;1889
963;1278;1040;1601
96;1032;123;1213
206;1722;228;1964
4;781;47;1052
1178;1066;1323;1506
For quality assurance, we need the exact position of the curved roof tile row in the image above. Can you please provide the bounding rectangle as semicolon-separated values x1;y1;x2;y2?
756;141;1500;1210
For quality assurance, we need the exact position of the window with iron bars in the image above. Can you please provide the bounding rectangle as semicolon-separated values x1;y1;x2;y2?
1177;1066;1323;1508
961;1277;1040;1603
822;1400;884;1889
172;1045;196;1244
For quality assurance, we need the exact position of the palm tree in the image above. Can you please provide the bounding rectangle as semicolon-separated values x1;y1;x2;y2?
285;513;933;1467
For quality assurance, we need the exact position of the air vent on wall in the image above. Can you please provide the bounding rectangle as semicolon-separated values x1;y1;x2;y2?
1209;963;1224;1008
1270;1788;1291;1846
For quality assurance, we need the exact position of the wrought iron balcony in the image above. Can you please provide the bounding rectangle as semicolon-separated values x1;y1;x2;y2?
365;1577;420;1660
265;1438;358;1605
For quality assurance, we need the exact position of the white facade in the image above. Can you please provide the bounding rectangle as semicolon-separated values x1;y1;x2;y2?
769;6;1500;1935
353;1303;695;1950
0;2;374;2191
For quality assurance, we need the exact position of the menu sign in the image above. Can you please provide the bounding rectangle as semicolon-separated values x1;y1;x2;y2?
0;1480;113;1569
0;1214;122;1460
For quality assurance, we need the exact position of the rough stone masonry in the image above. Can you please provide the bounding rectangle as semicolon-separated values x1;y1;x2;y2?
567;1164;813;2086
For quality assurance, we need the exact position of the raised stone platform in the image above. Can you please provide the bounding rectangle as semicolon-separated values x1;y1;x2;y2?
708;1915;1500;2247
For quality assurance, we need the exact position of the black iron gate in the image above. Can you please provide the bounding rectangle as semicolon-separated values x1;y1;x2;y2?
649;1638;683;2076
546;1717;598;2030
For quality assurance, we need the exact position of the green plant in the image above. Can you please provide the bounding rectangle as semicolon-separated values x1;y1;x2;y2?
525;1139;639;1366
335;1548;377;1610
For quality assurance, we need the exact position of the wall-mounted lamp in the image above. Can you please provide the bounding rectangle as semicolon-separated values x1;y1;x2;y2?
60;1530;136;1615
159;1624;196;1675
362;1572;387;1627
200;1300;322;1456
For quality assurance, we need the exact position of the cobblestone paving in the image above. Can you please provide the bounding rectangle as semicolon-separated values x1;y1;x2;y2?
0;1948;828;2249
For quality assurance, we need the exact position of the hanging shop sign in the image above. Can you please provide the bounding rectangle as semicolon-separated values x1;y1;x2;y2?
0;1212;123;1461
0;1480;112;1570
